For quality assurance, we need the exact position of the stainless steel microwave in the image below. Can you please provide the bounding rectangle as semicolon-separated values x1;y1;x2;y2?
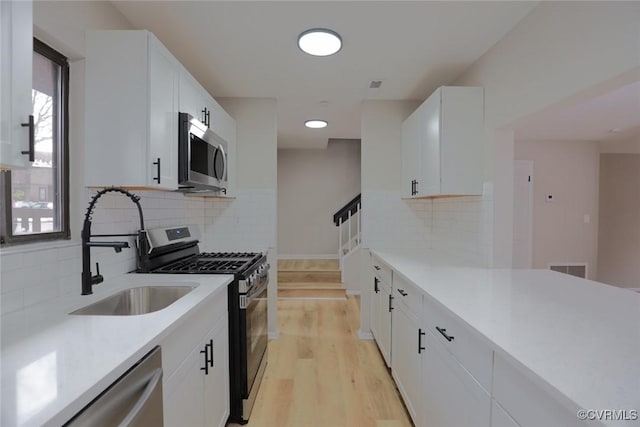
178;112;228;194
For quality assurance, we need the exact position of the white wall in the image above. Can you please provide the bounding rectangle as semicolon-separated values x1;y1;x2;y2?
214;97;278;338
600;133;640;154
597;153;640;288
1;3;281;341
453;1;640;266
277;140;360;256
514;140;600;279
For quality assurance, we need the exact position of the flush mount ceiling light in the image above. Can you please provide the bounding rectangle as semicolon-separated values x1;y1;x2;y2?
305;119;328;129
298;28;342;56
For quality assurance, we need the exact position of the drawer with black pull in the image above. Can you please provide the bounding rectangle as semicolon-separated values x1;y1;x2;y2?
423;294;493;391
371;253;392;286
393;273;423;319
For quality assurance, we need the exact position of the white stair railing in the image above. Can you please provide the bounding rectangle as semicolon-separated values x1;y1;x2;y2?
337;202;361;265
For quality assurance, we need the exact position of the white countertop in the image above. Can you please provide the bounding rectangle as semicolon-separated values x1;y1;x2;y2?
372;250;640;426
0;273;233;427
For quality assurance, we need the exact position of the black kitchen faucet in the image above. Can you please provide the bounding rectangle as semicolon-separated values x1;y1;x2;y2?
81;187;149;295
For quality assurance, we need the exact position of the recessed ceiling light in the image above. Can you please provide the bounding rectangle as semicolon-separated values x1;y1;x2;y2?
305;119;328;129
298;28;342;56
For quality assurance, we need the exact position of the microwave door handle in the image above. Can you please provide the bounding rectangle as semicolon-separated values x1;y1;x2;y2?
216;144;227;182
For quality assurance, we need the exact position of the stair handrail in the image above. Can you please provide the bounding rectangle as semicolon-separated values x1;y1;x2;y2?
333;194;361;226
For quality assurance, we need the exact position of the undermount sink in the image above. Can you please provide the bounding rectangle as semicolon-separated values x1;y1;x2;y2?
70;286;196;316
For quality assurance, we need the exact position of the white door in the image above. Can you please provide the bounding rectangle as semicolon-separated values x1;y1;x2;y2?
512;160;533;269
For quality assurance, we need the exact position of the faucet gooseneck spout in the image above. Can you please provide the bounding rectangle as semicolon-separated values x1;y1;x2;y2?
81;187;147;295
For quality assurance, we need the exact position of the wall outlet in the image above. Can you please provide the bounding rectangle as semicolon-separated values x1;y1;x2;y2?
546;194;554;202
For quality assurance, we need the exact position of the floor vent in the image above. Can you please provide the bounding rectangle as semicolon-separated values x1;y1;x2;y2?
549;263;587;279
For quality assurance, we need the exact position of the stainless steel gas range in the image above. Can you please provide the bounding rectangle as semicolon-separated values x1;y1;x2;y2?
137;226;269;425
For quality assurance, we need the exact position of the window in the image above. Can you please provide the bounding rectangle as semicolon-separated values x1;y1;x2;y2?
0;39;69;244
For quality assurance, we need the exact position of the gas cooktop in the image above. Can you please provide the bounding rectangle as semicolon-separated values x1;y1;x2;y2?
153;252;263;274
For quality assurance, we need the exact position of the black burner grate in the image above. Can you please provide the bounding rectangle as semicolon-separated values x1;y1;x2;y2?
155;252;263;274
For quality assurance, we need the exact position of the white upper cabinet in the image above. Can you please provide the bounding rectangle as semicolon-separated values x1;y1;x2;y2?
85;30;179;189
178;69;236;146
0;0;32;169
401;86;484;198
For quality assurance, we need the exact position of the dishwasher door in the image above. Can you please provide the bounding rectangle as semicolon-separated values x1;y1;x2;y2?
64;346;163;427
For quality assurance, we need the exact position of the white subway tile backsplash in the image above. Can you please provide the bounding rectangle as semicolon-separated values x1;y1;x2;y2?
363;186;493;265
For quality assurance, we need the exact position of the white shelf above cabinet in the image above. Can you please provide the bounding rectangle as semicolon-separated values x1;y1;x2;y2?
85;30;179;190
402;86;485;198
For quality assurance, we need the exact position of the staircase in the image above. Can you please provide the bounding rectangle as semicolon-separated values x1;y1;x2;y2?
277;259;346;299
334;194;361;267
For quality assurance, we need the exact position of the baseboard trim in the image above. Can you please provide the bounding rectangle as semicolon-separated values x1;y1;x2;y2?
346;290;361;296
278;254;338;260
268;331;280;340
358;330;374;340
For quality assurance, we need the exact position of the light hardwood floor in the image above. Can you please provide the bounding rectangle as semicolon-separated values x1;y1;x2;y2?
244;296;413;427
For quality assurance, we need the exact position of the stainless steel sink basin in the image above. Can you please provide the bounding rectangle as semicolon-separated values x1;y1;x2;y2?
70;286;195;316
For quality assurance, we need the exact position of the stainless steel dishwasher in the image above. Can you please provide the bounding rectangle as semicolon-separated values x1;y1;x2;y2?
64;346;163;427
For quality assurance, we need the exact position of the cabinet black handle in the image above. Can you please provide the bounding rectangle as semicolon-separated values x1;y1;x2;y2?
436;326;455;342
388;294;394;312
411;179;416;196
397;289;408;297
21;115;35;162
374;265;381;271
202;107;211;127
418;328;426;354
374;277;379;293
208;339;214;367
200;343;211;375
153;157;161;183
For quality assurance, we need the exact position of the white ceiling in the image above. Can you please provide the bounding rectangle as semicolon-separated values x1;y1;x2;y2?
111;1;537;149
514;80;640;143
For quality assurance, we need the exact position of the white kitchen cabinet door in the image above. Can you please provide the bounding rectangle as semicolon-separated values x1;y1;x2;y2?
422;329;491;427
419;92;442;197
401;107;421;198
0;0;32;169
164;339;207;427
391;301;423;426
204;322;230;427
178;70;207;122
492;400;521;427
148;35;179;188
165;323;229;427
208;99;235;150
377;281;392;367
401;86;484;198
370;273;381;345
85;30;179;189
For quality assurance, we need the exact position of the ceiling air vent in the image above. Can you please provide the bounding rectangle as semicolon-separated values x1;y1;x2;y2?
549;263;587;279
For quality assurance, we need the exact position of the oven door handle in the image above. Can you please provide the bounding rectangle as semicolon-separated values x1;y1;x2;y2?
243;282;268;307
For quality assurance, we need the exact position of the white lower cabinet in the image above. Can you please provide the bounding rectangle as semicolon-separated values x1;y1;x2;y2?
162;288;229;427
204;323;230;427
164;321;229;427
391;297;423;426
370;257;393;367
422;329;491;427
492;353;585;427
492;400;521;427
375;277;392;367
